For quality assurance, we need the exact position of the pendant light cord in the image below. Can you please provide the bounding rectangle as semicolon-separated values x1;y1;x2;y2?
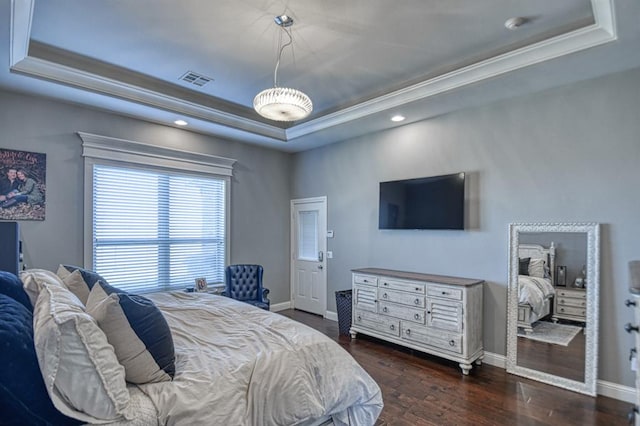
273;26;293;88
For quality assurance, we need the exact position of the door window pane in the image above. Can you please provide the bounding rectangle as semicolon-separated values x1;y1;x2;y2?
298;210;318;261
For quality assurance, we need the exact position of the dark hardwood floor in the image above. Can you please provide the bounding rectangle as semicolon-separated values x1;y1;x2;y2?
517;321;586;382
278;309;629;426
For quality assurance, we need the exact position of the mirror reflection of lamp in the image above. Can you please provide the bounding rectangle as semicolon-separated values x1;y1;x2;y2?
574;265;587;288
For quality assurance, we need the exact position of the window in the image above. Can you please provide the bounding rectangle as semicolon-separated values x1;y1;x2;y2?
80;132;235;294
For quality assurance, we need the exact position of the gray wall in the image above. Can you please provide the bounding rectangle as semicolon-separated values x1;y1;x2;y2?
0;90;293;303
291;67;640;387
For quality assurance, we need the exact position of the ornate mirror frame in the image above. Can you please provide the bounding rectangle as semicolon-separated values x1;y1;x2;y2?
506;222;600;396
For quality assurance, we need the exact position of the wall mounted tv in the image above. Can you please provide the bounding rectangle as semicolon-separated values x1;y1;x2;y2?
379;172;465;230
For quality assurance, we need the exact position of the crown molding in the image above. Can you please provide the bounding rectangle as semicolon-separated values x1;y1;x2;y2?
78;131;236;176
10;0;617;144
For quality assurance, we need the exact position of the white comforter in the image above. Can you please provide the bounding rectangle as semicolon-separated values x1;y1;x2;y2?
139;292;382;426
518;275;555;315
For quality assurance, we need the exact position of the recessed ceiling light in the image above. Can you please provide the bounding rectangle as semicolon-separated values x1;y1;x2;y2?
391;115;405;122
174;120;188;126
504;17;526;30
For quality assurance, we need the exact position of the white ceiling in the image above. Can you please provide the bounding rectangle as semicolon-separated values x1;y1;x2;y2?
1;0;639;152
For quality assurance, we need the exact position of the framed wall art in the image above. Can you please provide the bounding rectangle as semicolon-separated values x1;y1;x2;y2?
0;148;46;221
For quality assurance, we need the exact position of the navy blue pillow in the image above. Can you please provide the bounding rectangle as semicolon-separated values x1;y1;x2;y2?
519;257;531;276
0;294;81;426
0;271;32;312
87;281;175;384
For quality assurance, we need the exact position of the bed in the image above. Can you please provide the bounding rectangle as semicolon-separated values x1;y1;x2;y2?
517;243;556;334
0;269;383;426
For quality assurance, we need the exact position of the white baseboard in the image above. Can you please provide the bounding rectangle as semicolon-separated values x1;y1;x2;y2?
270;301;292;312
597;380;635;403
482;352;634;402
483;351;507;368
325;311;338;322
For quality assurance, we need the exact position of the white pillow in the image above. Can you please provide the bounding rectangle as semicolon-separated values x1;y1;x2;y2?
56;264;72;280
528;258;546;278
32;278;133;423
61;269;91;305
20;269;66;307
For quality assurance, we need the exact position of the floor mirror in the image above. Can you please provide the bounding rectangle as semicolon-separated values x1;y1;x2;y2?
506;223;600;395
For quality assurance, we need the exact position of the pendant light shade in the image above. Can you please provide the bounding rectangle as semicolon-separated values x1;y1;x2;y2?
254;15;312;122
253;87;312;121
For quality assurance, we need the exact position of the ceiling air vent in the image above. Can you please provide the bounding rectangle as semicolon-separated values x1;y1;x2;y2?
179;71;213;87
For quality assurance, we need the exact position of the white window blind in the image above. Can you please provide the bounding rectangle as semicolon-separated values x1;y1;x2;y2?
92;164;226;293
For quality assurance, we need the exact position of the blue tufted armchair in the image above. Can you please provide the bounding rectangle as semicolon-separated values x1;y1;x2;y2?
221;264;270;310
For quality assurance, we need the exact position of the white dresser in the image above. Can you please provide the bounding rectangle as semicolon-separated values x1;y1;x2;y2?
350;268;484;375
552;287;587;325
625;295;640;425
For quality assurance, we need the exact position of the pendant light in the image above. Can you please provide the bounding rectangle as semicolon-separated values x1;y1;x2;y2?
253;15;312;122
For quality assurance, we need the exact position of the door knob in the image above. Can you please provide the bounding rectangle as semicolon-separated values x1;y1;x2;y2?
318;265;323;270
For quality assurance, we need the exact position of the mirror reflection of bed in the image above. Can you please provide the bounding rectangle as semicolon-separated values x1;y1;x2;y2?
516;239;586;383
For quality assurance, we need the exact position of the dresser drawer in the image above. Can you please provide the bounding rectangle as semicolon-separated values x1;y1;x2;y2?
556;289;586;299
557;296;586;309
379;278;425;294
401;323;463;354
353;274;378;287
427;285;463;301
353;310;400;337
378;288;425;308
379;301;426;324
556;305;586;318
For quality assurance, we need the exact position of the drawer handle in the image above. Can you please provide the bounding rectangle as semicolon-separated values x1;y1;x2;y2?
363;279;369;283
357;315;362;321
414;298;420;305
383;307;388;313
383;282;389;286
581;301;585;307
559;299;565;304
560;308;565;312
449;340;455;347
626;299;637;307
389;324;395;331
427;310;431;315
415;287;421;291
441;291;449;295
383;293;388;299
406;329;411;335
414;313;421;320
625;323;639;333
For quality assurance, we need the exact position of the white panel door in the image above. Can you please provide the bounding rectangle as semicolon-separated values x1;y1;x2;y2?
291;197;327;315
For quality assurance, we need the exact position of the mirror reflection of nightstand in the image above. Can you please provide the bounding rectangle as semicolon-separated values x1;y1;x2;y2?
552;287;587;326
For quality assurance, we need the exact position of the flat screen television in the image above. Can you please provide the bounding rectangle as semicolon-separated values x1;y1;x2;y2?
379;172;465;230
